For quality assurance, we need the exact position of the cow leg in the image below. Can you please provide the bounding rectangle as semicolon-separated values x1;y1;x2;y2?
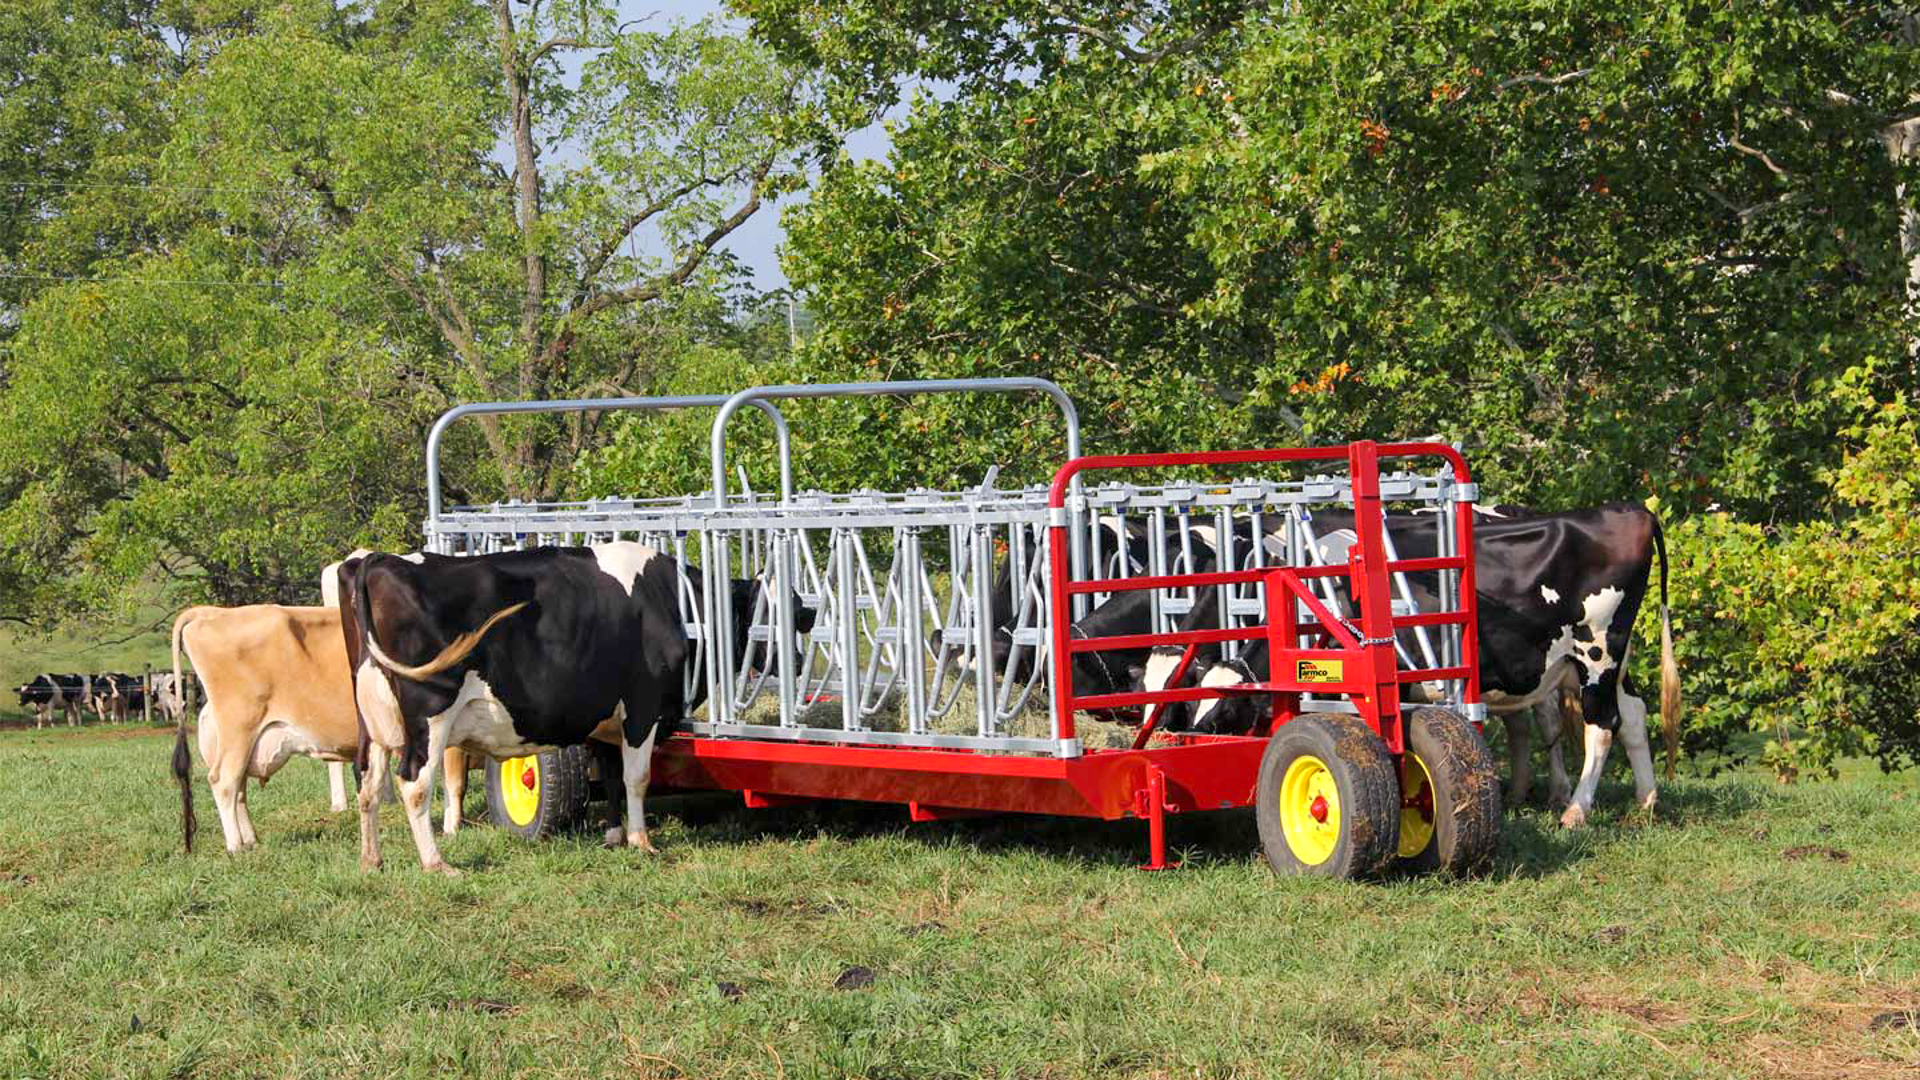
194;707;244;853
1560;723;1614;829
397;726;456;875
593;740;625;836
327;761;350;814
1615;686;1659;813
1501;711;1533;806
206;758;253;854
441;747;467;835
358;744;390;871
1544;719;1573;810
618;724;661;853
233;775;260;849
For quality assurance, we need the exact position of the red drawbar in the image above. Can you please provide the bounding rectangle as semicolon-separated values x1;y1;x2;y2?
648;441;1479;868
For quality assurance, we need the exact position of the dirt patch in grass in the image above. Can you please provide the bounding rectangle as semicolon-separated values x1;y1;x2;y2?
1724;961;1920;1078
1781;843;1851;862
723;897;834;919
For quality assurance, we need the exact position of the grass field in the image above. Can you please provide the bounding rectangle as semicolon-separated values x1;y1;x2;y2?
0;724;1915;1079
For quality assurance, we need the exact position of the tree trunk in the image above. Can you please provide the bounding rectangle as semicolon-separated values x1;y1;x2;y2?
492;0;550;500
1888;12;1920;358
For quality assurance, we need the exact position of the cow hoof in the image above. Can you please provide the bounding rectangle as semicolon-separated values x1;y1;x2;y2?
628;832;658;854
423;861;461;877
1639;790;1659;813
360;856;382;872
1559;803;1588;829
603;826;625;849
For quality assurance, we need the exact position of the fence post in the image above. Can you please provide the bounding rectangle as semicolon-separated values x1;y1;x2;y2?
143;665;153;724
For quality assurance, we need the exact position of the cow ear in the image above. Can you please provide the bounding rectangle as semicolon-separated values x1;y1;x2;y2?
792;598;818;634
1127;663;1146;681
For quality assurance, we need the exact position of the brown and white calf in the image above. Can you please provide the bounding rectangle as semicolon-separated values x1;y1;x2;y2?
167;604;365;853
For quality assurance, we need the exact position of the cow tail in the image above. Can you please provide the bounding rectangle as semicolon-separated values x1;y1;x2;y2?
1652;518;1682;779
364;601;529;681
169;606;207;854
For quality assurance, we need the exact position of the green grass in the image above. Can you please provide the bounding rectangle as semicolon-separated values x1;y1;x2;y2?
1;725;1916;1079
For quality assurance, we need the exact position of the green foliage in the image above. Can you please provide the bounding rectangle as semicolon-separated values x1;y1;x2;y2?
1657;364;1920;776
0;0;174;322
0;261;437;612
0;0;822;621
762;0;1919;512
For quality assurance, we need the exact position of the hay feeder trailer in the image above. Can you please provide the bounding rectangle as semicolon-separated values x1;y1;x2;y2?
423;378;1498;877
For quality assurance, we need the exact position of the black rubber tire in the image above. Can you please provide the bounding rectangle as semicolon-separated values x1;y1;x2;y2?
485;746;593;839
1254;712;1400;879
1397;707;1503;874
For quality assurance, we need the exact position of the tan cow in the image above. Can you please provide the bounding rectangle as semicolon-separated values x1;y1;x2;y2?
167;605;364;854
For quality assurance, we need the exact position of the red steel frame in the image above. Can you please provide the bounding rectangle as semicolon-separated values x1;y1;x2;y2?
652;440;1479;869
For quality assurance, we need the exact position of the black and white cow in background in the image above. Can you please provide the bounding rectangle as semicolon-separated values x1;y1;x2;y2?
90;673;146;723
150;672;189;726
15;674;85;728
973;515;1258;702
1139;503;1680;828
343;542;688;873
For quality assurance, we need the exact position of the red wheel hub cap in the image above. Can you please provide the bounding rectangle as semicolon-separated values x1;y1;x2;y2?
1310;794;1329;823
520;766;536;790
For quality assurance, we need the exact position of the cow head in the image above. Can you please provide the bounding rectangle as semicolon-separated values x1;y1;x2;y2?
729;578;816;679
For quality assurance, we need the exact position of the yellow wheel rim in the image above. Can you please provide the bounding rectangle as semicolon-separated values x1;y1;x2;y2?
1398;753;1436;859
1278;754;1342;866
501;754;541;827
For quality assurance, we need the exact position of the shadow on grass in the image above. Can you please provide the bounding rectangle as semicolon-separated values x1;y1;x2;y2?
630;791;1258;872
636;767;1775;881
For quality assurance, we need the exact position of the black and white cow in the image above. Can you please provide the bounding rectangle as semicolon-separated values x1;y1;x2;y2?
15;674;84;728
343;542;689;873
1139;503;1679;828
150;672;190;726
90;673;145;723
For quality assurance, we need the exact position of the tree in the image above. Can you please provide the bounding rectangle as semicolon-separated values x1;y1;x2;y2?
751;0;1920;513
0;263;437;615
158;0;825;499
0;0;176;329
0;0;827;620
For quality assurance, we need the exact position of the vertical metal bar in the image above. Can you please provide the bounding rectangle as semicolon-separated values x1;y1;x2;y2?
1046;515;1079;753
900;528;927;735
970;524;996;737
1148;507;1167;631
1069;506;1090;621
1345;441;1403;754
700;528;731;725
773;529;797;728
1215;507;1234;658
836;529;861;731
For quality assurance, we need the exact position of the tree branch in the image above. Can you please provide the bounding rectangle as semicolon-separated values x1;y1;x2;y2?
572;173;724;304
1728;132;1790;177
564;154;777;326
1497;67;1594;90
139;376;246;409
527;35;599;65
1035;11;1225;65
1047;255;1187;315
